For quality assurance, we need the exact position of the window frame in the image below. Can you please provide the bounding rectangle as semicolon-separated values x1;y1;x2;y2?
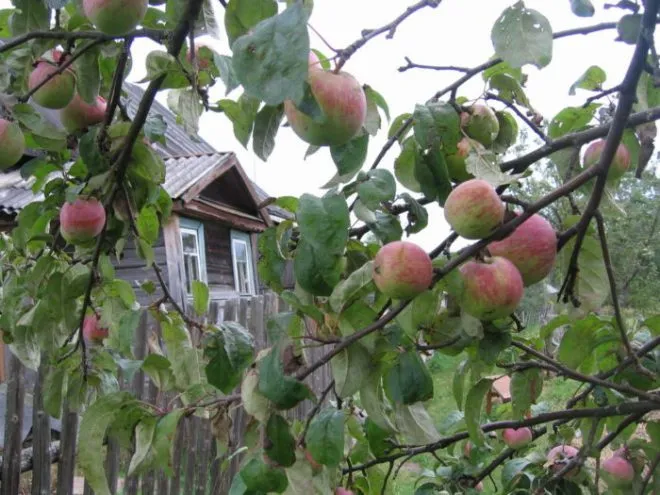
179;217;207;295
230;229;256;296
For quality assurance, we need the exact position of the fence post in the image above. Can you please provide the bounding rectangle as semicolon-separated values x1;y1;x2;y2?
1;353;25;495
31;357;51;495
56;400;78;495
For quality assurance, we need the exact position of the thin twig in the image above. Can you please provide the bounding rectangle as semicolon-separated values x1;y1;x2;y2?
398;56;472;73
583;85;622;107
485;92;551;144
298;380;335;446
640;452;660;494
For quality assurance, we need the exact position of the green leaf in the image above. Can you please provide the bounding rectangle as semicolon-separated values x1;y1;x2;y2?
388;112;413;144
464;378;493;446
394;137;422;193
357;169;396;210
11;103;67;146
413;102;461;152
232;2;310;106
557;315;605;370
305;408;345;466
511;368;543;419
242;369;271;422
136;205;159;245
204;322;255;394
452;359;469;411
363;85;390;121
128;416;157;477
111;279;137;309
217;93;261;148
128;141;166;184
359;371;397;434
149;409;185;476
548;104;599;139
331;343;371;398
213;54;241;95
160;317;203;394
166;89;204;136
465;147;521;187
62;263;91;300
617;14;642;45
258;347;314;409
329;260;375;314
399;193;428;235
224;0;277;46
330;133;369;180
265;414;296;467
367;211;403;245
488;73;531;108
491;1;553;69
570;0;594;17
8;0;49;35
141;354;175;391
141;51;188;89
240;457;288;493
415;147;452;204
74;46;101;104
297;193;349;255
492;110;519;154
143;114;167;145
384;351;434;405
393;402;441;445
252;103;284;161
191;280;209;316
569;65;606;95
293;238;343;296
78;392;136;495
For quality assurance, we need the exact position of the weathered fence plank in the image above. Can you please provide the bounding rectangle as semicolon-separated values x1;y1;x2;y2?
31;358;51;495
1;354;25;495
55;401;78;495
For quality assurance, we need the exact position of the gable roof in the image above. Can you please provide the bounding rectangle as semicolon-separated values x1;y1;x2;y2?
0;70;290;220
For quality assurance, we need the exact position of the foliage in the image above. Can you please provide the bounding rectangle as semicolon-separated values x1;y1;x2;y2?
0;0;659;494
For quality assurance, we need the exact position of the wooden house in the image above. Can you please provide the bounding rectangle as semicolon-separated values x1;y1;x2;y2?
0;83;295;377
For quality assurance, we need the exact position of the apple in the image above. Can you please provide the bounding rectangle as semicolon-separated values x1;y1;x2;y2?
547;445;580;478
487;213;557;287
304;449;323;473
445;137;484;182
60;94;107;132
475;481;484;492
335;489;354;495
284;53;367;147
83;314;109;342
28;58;76;110
458;256;524;321
372;241;433;300
0;119;26;169
582;139;631;181
463;441;473;458
502;427;533;449
186;44;213;70
59;197;106;244
444;179;505;240
464;103;500;147
601;452;635;488
82;0;148;35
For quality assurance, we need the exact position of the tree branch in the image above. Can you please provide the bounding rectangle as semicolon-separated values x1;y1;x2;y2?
485;92;551;144
398;56;472;73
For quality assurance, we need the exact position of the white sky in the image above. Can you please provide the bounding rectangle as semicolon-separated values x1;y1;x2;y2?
1;0;650;251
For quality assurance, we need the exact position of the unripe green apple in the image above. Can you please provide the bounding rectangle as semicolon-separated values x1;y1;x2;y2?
582;139;631;181
487;213;557;287
60;94;107;132
502;427;533;449
444;137;484;182
284;52;367;147
0;119;26;169
28;58;76;110
83;0;148;35
458;256;524;321
444;179;505;240
372;241;433;300
464;103;500;147
59;197;106;245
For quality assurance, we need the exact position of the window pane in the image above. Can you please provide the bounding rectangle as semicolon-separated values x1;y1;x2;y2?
181;231;198;254
234;240;247;262
237;261;250;293
183;253;200;294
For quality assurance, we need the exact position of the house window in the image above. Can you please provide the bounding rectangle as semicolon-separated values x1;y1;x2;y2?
230;230;256;295
180;217;207;295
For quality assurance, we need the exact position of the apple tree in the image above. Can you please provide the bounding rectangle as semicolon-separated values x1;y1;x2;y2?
0;0;659;493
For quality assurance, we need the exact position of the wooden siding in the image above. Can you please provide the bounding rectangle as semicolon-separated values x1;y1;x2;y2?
203;220;235;292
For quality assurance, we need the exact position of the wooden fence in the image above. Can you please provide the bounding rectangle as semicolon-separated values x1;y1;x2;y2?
0;293;332;494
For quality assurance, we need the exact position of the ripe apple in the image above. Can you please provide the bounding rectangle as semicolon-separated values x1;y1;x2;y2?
60;94;107;132
59;197;106;245
601;452;635;488
464;103;500;147
28;58;76;110
372;241;433;300
475;481;484;492
547;445;580;478
582;139;631;181
0;119;26;169
487;213;557;287
502;427;533;449
445;137;484;182
335;489;354;495
284;53;367;147
458;256;524;321
83;314;109;342
444;179;505;240
82;0;148;35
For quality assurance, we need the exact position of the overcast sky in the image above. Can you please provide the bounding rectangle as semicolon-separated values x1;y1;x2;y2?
1;0;651;250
